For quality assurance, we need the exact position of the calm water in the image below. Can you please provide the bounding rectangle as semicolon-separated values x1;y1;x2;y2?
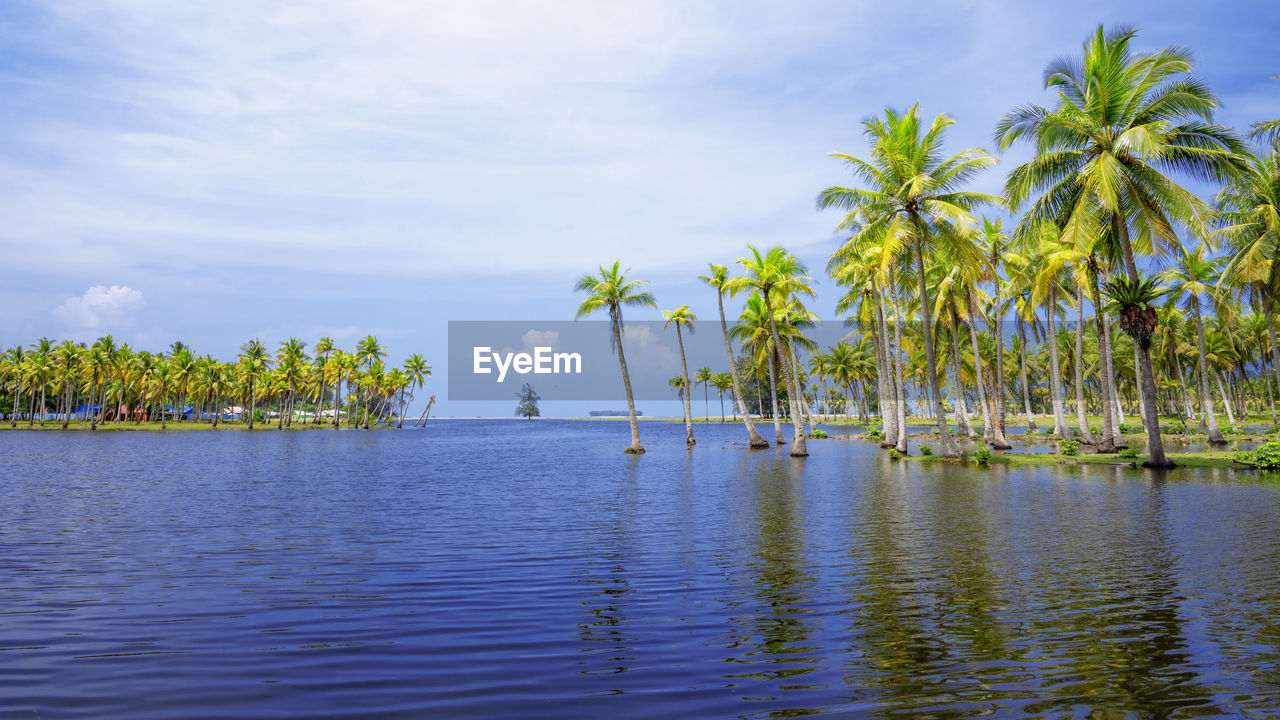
3;420;1280;719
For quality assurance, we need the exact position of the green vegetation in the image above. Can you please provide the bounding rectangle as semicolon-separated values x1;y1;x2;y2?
515;383;540;420
1;335;429;431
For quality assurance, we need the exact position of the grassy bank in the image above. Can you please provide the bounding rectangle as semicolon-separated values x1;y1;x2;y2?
898;449;1257;470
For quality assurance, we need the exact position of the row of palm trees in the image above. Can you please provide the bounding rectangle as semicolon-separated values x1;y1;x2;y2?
670;368;739;424
0;335;432;430
578;25;1280;467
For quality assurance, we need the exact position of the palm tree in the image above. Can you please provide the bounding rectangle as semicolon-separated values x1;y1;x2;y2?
574;261;656;454
1217;144;1280;408
698;263;769;447
238;339;270;429
354;335;386;429
735;245;816;457
695;367;713;423
712;372;733;422
820;104;1002;457
1167;245;1228;441
403;354;432;428
311;336;335;424
662;305;697;446
997;24;1246;466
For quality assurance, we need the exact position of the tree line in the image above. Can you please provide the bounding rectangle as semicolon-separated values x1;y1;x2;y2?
577;25;1280;466
0;334;432;430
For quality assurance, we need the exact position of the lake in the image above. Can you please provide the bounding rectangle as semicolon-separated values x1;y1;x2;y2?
3;420;1280;718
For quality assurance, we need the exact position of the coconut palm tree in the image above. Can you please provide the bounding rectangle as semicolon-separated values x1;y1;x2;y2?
694;367;713;423
403;354;431;428
574;261;656;454
712;372;733;422
996;24;1246;466
238;339;270;430
662;305;697;446
1168;244;1227;442
698;263;769;447
820;104;1002;457
735;246;816;457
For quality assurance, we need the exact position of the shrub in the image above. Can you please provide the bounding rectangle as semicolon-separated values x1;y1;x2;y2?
1119;448;1139;459
1228;425;1243;436
1118;423;1130;434
887;449;902;460
1025;427;1035;435
1044;428;1054;435
1234;450;1257;465
920;445;933;456
808;429;828;439
1091;426;1101;435
866;425;884;440
973;447;993;465
1059;439;1080;456
1253;441;1280;470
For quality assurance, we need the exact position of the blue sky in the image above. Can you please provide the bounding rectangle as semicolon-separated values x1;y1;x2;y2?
2;1;1278;417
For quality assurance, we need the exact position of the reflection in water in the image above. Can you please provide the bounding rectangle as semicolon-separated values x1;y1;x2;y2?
6;423;1280;719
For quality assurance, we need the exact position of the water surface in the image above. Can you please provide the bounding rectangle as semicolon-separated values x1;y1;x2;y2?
3;420;1280;718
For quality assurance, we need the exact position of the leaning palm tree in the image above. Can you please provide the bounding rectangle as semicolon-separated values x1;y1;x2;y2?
996;24;1246;466
662;305;697;446
698;263;769;448
403;354;432;428
574;261;656;454
820;104;1002;457
735;246;816;457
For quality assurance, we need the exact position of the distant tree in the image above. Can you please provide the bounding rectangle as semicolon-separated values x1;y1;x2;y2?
515;383;541;420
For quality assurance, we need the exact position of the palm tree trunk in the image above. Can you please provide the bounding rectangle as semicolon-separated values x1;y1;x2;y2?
248;378;256;430
911;234;959;457
890;286;908;453
1215;370;1236;426
1017;317;1037;431
1115;222;1170;466
1073;293;1095;445
768;349;784;445
989;298;1012;449
1089;271;1119;452
763;287;807;457
948;309;973;437
966;297;995;446
1102;313;1127;432
611;306;644;453
1045;287;1072;441
872;284;897;447
675;324;695;446
1191;302;1225;443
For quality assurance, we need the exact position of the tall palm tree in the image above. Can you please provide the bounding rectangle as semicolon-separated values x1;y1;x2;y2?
735;246;816;457
662;305;697;446
712;372;733;422
355;335;386;429
695;367;713;423
238;339;269;430
403;354;432;428
996;24;1246;466
820;104;1002;457
698;263;769;448
574;261;656;454
1217;144;1280;406
1169;244;1227;442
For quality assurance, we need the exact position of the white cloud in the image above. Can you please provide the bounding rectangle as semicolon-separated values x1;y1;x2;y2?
53;285;145;329
522;329;560;350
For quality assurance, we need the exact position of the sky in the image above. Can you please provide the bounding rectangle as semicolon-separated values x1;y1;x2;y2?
2;0;1278;417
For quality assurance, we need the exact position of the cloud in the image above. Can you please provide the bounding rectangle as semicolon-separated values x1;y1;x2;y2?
53;285;145;329
522;329;560;350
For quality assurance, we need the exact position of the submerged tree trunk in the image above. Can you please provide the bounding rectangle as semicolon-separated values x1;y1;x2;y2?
873;284;897;448
611;306;644;454
675;324;695;446
989;297;1012;449
764;288;807;457
891;286;909;454
966;295;995;446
